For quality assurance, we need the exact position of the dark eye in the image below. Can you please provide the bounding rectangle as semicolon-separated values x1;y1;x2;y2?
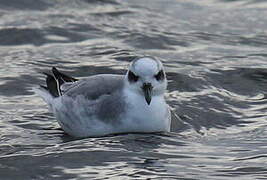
155;70;164;81
128;71;139;82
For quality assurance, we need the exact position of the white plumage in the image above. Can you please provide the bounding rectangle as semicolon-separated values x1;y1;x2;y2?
34;57;171;137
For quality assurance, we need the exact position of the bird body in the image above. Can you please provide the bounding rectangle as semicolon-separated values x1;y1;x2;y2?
34;57;171;137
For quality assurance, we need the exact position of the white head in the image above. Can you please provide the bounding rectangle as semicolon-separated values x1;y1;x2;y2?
125;57;167;105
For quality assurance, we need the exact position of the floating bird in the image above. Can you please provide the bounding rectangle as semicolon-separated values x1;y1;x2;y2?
34;57;171;137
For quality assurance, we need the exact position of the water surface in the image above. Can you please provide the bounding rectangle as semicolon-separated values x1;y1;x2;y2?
0;0;267;179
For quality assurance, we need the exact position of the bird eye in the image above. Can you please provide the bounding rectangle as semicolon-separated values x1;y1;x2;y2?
128;71;139;82
154;70;164;81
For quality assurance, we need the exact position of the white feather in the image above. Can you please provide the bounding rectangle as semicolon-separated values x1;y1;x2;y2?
34;57;171;137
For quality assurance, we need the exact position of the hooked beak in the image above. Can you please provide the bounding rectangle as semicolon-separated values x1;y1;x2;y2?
142;83;153;105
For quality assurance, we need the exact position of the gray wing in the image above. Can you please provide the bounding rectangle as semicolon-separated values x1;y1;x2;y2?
59;74;126;124
62;74;125;100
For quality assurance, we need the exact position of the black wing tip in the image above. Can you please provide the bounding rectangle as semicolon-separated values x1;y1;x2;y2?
52;67;61;79
42;69;60;97
52;67;58;73
39;67;78;98
40;67;60;76
51;67;78;82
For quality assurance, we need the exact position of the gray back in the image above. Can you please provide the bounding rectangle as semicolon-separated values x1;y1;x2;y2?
63;74;124;100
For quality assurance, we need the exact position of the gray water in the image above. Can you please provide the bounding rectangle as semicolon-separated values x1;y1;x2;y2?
0;0;267;179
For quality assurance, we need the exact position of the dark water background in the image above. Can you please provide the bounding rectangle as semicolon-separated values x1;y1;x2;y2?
0;0;267;179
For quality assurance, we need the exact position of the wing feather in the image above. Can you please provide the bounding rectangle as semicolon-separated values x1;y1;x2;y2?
63;74;124;100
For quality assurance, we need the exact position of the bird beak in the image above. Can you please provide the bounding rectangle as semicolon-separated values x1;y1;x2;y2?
142;83;153;105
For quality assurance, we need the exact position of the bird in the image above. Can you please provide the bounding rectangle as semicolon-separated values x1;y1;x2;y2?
34;57;171;137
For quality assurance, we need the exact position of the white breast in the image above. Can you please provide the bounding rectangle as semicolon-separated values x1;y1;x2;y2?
121;88;170;133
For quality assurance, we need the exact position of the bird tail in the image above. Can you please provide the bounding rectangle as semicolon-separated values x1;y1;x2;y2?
33;85;55;110
33;67;78;105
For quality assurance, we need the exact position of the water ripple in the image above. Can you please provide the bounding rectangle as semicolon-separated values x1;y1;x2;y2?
0;0;267;179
